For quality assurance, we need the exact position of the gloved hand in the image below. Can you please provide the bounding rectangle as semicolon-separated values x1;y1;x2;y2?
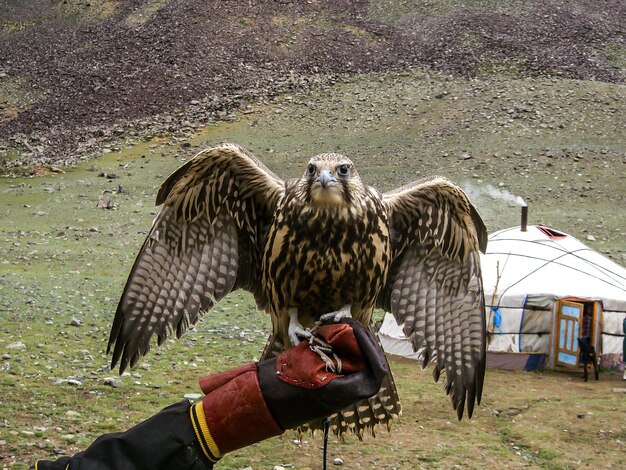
190;318;388;463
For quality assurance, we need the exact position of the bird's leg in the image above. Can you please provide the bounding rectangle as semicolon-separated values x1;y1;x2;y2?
319;304;353;323
288;307;312;346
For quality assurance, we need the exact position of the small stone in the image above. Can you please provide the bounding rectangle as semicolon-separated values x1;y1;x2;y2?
61;434;76;442
66;410;81;417
70;318;81;327
6;341;26;350
66;379;82;386
104;377;123;388
333;457;344;465
459;152;472;160
577;412;585;419
183;393;203;401
587;234;596;241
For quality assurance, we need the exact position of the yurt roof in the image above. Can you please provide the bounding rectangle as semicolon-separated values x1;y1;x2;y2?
481;225;626;309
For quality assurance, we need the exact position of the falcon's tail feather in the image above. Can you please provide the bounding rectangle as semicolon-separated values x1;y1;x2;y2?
260;332;285;361
298;365;401;439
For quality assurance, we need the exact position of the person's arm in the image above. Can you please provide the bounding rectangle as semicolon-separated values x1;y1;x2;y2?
34;319;386;469
34;400;212;470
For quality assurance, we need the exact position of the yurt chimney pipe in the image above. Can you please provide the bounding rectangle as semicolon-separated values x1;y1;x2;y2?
521;204;528;232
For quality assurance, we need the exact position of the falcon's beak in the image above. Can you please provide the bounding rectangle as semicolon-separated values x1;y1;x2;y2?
317;170;337;188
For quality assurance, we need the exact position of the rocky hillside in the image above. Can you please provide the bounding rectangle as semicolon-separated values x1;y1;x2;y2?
0;0;624;170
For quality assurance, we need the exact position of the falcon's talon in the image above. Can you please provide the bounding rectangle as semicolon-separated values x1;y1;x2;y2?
288;308;312;346
319;305;353;323
289;326;312;346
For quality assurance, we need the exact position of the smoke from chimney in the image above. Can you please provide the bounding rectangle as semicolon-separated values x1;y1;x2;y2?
462;183;526;207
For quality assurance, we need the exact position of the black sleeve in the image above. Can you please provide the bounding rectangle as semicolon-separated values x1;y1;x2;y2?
34;401;214;470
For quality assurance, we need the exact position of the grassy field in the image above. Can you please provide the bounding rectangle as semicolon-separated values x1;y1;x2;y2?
1;70;625;468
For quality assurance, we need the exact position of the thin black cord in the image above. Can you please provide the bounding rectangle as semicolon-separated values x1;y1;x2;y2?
322;416;331;470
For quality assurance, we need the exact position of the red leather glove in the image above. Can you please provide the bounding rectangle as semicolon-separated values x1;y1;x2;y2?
189;319;387;464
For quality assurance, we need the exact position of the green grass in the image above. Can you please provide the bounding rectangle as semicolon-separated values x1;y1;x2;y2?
1;69;625;468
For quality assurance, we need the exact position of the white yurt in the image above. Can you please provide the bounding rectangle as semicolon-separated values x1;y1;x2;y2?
379;218;626;372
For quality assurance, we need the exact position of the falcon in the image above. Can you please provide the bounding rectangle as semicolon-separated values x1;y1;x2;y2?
107;143;488;436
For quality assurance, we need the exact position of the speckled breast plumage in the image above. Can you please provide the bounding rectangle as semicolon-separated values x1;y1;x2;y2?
262;185;391;329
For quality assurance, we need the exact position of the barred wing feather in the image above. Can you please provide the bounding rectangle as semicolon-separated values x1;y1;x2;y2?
107;144;283;374
378;176;487;420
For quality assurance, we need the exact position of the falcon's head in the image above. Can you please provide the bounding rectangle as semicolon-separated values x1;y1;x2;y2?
299;153;365;207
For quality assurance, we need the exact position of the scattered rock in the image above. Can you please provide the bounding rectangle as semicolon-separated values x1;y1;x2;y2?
104;377;123;388
333;457;344;465
183;393;203;401
97;196;116;210
70;318;81;327
503;408;522;416
6;341;26;350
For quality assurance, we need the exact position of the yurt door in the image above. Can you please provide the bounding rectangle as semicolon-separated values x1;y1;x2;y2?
555;300;584;367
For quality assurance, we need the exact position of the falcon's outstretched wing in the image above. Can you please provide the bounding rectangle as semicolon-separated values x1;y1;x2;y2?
377;176;488;420
107;143;284;374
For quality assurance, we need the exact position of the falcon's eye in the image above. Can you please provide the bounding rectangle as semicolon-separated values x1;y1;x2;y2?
338;164;350;176
307;163;316;176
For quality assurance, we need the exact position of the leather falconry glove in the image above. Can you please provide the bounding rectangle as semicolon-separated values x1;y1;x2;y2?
190;318;388;464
